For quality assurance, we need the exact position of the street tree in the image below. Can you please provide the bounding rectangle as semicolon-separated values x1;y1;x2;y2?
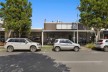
0;9;3;17
79;0;108;42
0;0;32;38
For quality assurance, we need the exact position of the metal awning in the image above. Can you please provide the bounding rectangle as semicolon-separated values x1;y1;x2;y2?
43;30;95;32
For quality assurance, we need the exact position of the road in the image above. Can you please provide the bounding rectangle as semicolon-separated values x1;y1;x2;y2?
0;50;108;72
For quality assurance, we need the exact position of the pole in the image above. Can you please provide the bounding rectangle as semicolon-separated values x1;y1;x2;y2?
77;22;78;44
76;9;79;43
73;30;75;42
42;31;44;47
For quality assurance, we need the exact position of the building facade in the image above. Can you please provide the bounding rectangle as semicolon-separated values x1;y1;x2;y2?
42;22;94;45
0;18;4;42
0;20;108;46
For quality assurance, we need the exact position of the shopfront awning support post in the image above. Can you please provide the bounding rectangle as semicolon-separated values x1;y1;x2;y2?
77;23;78;44
42;31;44;47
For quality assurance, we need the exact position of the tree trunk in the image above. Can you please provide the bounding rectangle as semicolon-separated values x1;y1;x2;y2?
5;30;12;40
8;30;12;38
95;29;100;42
18;32;21;38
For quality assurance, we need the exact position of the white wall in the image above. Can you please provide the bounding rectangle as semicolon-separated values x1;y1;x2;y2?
56;23;77;29
0;18;3;27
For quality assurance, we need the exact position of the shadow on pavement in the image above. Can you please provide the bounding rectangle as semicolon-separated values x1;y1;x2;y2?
13;50;41;52
92;48;103;52
0;53;70;72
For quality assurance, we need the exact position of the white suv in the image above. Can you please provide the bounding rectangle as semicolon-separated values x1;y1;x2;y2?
4;38;41;52
95;39;108;52
53;39;80;52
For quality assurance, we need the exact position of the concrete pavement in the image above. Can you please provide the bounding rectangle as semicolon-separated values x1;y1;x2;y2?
42;51;108;72
0;51;108;72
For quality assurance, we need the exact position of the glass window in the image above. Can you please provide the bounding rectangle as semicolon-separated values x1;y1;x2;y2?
60;39;72;44
19;39;26;43
65;40;72;44
105;40;108;42
8;39;15;42
14;39;19;42
26;38;32;42
60;40;65;43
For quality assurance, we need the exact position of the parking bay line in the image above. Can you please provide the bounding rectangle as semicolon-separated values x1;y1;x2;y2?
55;61;103;64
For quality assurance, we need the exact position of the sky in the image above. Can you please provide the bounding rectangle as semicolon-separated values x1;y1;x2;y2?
0;0;80;28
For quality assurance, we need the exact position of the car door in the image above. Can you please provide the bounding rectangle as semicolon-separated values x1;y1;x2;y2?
19;39;29;50
59;40;67;50
60;39;72;50
13;39;22;49
62;39;73;50
65;40;74;49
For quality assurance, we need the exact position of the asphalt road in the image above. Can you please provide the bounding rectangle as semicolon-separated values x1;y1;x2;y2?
0;50;108;72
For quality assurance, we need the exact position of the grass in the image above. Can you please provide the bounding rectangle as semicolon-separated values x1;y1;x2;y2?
42;45;53;52
0;45;53;52
0;46;6;52
85;43;95;49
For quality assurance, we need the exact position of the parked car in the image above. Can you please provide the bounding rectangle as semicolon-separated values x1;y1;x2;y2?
53;39;80;52
95;39;108;52
4;38;41;52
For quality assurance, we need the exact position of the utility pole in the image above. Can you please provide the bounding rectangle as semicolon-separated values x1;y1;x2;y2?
77;6;79;44
77;22;78;44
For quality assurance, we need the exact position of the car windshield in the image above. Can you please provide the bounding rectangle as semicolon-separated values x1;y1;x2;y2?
27;38;33;42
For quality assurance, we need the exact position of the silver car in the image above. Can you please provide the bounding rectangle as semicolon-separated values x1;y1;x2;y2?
53;39;80;52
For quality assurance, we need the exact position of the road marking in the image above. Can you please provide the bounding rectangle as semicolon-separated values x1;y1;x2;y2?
55;61;103;64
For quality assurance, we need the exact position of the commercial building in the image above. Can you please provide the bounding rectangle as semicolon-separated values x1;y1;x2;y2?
0;20;108;46
42;21;94;45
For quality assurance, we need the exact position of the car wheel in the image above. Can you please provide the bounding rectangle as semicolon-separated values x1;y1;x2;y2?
7;46;14;52
103;46;108;52
74;46;79;52
30;46;36;52
54;47;60;52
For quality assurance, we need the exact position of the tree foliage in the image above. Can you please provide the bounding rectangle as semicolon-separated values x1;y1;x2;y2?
0;0;32;37
79;0;108;41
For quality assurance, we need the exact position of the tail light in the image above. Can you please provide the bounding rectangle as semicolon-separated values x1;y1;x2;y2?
97;40;103;45
99;42;103;44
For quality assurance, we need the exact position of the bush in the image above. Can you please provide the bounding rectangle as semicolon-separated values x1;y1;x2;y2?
85;43;95;49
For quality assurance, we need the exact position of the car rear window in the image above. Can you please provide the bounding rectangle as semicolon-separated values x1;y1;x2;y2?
97;40;103;42
8;39;19;42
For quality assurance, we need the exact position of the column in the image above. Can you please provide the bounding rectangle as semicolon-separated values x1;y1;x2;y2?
41;31;44;47
73;31;75;42
77;23;79;43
